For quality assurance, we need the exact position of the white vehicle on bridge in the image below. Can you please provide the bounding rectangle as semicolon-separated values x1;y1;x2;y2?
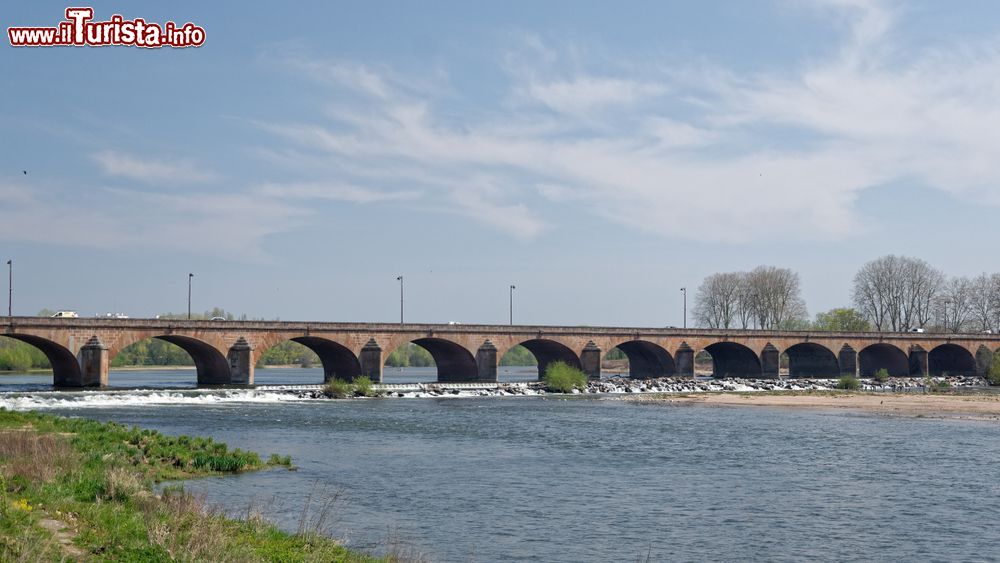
50;310;78;318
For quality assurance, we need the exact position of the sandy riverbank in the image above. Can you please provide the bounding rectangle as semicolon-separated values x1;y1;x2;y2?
630;391;1000;421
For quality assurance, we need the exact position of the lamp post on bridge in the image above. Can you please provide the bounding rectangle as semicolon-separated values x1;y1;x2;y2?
187;273;193;320
6;260;11;318
680;287;687;329
397;275;404;325
509;284;515;326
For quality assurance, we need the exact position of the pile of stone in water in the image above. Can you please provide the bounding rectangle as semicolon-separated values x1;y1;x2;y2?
591;375;988;394
297;375;989;399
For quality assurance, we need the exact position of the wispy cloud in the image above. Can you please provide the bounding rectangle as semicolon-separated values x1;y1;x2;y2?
522;76;667;115
0;181;306;262
253;182;421;204
254;0;1000;243
92;150;218;184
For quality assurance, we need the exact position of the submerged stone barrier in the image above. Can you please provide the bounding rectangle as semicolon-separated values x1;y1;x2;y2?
276;375;990;399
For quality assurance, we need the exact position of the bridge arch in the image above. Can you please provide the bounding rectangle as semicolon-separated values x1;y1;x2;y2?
2;333;80;386
783;343;839;378
391;337;478;383
111;335;232;385
858;343;908;377
928;344;977;376
703;342;761;378
256;337;361;382
151;336;232;385
503;339;582;381
609;340;675;379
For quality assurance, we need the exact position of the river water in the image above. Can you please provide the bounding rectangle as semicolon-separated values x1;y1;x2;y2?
2;368;999;562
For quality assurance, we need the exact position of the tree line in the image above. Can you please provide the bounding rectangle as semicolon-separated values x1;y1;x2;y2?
694;255;1000;333
853;255;1000;333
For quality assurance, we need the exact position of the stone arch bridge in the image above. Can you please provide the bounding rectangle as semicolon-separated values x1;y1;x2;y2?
2;317;997;387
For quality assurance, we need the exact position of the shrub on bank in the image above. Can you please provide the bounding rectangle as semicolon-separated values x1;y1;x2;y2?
989;354;1000;386
836;374;861;390
874;368;890;383
543;361;588;393
323;378;353;399
353;376;375;397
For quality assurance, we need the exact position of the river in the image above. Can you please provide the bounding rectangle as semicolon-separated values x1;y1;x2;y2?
2;368;999;561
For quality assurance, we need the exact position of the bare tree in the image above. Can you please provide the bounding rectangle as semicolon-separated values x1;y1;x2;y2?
852;255;944;332
744;266;807;329
693;272;741;328
932;276;974;332
735;273;755;329
694;267;807;329
968;273;996;332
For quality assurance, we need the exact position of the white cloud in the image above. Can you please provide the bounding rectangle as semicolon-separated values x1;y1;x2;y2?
254;0;1000;244
253;182;421;203
523;76;667;114
92;151;218;184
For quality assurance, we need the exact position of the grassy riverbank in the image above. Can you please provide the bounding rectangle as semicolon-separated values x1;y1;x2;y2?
0;409;377;561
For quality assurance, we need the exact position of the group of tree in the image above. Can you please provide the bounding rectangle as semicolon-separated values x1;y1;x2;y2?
693;266;808;329
0;338;50;371
853;255;1000;333
255;341;320;368
693;255;1000;334
385;343;436;368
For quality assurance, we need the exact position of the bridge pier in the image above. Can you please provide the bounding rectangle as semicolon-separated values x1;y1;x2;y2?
581;341;602;380
675;343;694;377
476;340;498;382
909;345;928;377
227;337;254;385
976;346;993;377
838;345;857;376
74;335;109;387
360;338;383;383
761;344;779;378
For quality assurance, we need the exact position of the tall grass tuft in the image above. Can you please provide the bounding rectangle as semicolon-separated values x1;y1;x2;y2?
0;429;78;485
353;376;375;397
323;378;353;399
543;361;588;393
836;374;861;390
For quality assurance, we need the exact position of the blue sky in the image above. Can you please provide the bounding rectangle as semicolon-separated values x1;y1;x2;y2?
3;1;1000;326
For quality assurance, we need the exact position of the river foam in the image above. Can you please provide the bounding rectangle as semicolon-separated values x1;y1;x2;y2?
0;388;315;410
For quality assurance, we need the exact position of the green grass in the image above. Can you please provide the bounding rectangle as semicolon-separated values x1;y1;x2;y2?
543;361;588;393
323;379;354;399
323;376;382;399
0;408;380;561
353;376;376;398
873;368;890;383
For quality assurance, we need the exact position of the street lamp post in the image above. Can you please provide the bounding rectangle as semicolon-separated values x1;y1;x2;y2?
6;260;11;318
397;275;404;324
509;284;516;325
680;287;687;329
187;273;193;320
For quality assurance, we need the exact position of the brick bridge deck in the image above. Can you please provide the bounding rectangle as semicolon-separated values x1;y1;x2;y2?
2;317;997;386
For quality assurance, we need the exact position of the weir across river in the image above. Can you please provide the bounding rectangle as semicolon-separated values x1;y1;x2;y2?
2;317;997;386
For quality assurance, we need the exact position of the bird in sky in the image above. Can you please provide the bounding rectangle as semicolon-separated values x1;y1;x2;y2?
22;170;27;175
